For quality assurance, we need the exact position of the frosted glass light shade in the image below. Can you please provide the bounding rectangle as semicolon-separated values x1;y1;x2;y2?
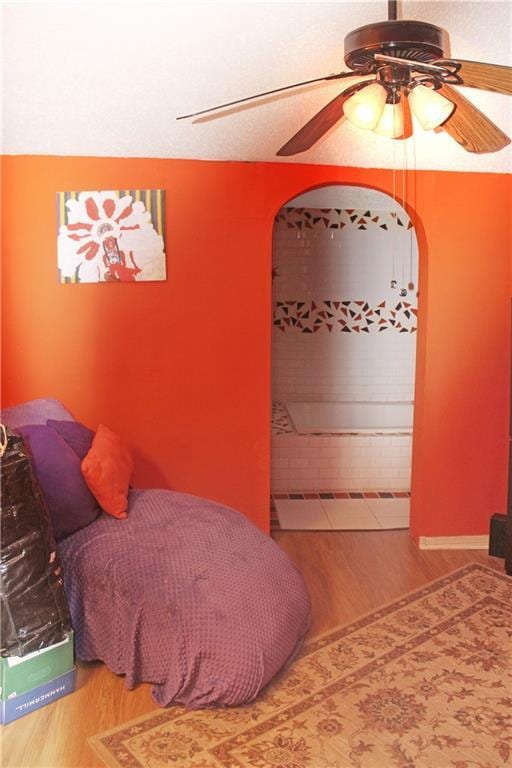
408;84;455;130
343;83;387;130
374;102;404;138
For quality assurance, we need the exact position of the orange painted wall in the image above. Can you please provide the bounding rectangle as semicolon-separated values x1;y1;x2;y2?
1;156;510;537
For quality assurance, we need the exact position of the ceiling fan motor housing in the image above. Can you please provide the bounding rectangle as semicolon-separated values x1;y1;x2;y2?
344;20;448;70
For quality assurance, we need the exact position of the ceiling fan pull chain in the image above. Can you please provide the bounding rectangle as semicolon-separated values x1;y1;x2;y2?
402;121;407;295
409;128;417;292
391;135;397;289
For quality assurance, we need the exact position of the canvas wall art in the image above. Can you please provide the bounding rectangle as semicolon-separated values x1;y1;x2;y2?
57;190;166;283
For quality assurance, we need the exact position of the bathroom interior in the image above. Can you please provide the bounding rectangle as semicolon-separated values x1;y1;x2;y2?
271;184;419;531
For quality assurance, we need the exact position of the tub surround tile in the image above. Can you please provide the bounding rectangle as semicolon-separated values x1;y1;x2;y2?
272;403;413;439
271;402;413;493
273;425;411;490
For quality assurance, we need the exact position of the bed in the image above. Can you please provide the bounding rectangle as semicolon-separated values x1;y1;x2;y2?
1;398;311;708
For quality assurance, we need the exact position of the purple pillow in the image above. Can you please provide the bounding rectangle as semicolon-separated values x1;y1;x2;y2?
46;419;95;461
16;425;101;542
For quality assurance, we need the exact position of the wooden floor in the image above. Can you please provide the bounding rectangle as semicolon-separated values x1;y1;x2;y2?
1;530;505;768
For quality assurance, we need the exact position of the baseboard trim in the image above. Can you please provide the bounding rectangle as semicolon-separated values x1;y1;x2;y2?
419;535;489;551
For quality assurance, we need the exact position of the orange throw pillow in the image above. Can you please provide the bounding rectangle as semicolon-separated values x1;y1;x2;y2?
81;424;133;519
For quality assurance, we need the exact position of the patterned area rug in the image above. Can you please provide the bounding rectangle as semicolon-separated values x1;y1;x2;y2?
89;564;512;768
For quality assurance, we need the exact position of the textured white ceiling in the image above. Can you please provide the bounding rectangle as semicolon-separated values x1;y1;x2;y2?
2;1;511;172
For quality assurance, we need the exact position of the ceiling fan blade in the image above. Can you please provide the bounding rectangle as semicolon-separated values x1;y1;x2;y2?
176;71;360;120
438;83;511;153
276;80;371;156
449;59;512;95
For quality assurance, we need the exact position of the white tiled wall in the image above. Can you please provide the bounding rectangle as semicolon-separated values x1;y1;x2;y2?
272;206;418;404
270;187;418;493
273;332;415;402
271;433;412;492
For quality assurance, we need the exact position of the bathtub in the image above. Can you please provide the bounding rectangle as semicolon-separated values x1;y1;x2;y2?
285;401;413;435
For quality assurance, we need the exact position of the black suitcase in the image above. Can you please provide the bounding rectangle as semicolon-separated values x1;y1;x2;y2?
1;426;71;656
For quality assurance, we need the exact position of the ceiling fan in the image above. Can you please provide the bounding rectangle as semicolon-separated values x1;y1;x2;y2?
177;1;511;155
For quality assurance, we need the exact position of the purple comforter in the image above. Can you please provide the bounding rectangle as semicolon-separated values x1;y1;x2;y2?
1;399;311;708
59;489;310;707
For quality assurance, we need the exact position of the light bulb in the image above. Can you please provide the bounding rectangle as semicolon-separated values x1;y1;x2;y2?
408;84;455;130
374;102;404;138
343;83;388;130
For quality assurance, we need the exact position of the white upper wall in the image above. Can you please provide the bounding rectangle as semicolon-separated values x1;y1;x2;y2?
2;0;511;172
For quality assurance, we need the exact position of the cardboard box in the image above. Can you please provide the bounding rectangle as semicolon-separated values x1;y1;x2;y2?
1;631;74;701
1;668;76;724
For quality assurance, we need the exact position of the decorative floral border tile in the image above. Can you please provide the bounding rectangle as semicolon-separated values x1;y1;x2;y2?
273;299;417;334
272;491;411;500
271;402;294;434
274;207;413;232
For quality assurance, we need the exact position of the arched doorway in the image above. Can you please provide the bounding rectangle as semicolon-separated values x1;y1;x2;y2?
271;184;419;532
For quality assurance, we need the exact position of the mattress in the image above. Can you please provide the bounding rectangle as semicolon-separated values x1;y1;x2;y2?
1;398;311;707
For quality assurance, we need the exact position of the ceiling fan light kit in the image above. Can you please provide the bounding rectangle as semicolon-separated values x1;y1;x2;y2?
408;83;455;130
343;36;463;140
374;101;404;138
343;82;388;130
178;1;511;156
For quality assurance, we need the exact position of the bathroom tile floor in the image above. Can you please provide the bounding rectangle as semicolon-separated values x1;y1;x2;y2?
273;496;410;531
